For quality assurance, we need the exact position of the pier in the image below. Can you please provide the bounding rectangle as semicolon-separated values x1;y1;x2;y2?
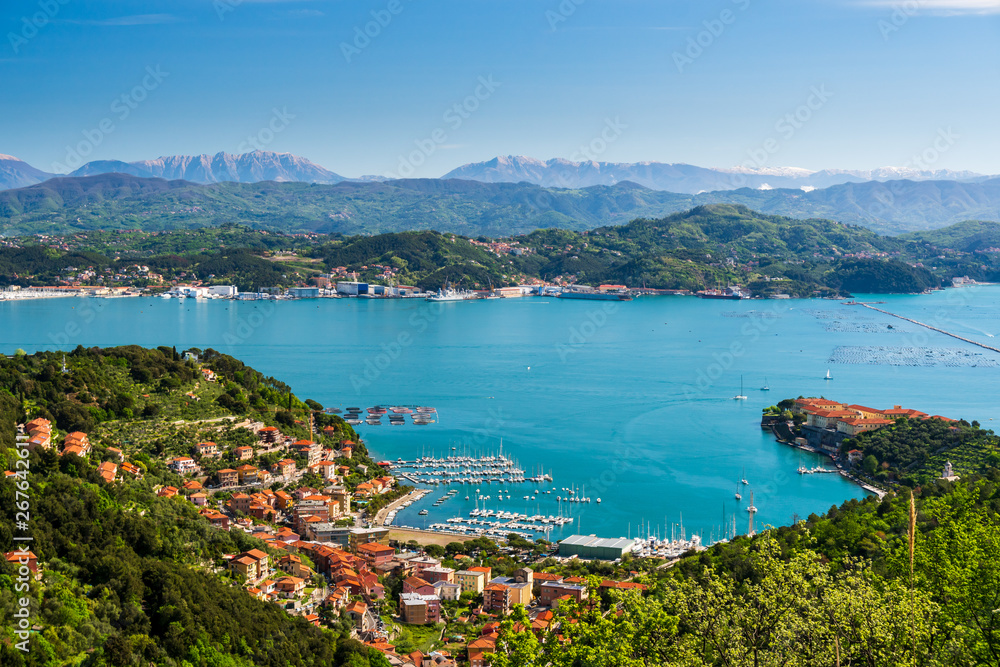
855;303;1000;356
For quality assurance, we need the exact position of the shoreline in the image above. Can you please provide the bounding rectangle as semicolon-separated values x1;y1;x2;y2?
765;424;890;500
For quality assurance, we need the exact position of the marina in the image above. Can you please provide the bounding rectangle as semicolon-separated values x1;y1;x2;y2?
9;289;986;542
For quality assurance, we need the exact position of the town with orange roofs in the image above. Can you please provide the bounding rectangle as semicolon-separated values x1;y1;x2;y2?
4;354;650;667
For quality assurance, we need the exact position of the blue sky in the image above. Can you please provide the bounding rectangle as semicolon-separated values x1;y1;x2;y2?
2;0;998;177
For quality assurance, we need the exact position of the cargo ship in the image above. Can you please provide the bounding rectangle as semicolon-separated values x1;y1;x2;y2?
557;286;633;301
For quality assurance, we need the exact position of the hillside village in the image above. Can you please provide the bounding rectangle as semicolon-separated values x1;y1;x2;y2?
4;352;652;666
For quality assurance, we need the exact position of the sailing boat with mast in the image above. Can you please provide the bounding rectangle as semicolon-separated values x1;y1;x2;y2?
824;368;833;380
734;482;742;501
732;376;748;400
760;376;770;391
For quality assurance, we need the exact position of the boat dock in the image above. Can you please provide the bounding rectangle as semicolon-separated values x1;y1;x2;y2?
388;453;552;486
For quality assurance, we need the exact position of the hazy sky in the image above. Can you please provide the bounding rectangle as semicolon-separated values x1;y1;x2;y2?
2;0;998;177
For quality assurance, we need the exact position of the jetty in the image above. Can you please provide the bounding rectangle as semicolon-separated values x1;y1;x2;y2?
854;303;1000;355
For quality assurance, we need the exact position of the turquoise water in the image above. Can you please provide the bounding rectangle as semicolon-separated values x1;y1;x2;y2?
4;287;1000;543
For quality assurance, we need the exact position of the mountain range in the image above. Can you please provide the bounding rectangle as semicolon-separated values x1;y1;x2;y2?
1;151;992;194
441;156;989;193
1;171;998;237
0;151;344;191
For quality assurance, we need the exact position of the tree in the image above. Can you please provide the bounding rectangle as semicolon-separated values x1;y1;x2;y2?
862;454;878;475
491;606;540;667
424;544;445;559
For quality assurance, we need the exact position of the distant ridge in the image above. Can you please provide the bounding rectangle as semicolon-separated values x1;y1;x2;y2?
69;150;346;185
1;172;998;237
442;155;990;194
0;154;56;190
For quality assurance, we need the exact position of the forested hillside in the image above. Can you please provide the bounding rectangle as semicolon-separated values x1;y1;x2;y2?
6;205;993;294
2;172;999;237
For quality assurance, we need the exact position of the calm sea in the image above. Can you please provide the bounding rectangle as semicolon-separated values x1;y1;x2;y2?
4;287;1000;543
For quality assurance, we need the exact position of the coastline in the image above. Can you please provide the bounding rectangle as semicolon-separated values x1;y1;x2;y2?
764;421;890;500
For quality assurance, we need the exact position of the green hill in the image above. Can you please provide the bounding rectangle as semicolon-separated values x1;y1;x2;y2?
1;205;966;294
901;219;1000;252
3;174;999;238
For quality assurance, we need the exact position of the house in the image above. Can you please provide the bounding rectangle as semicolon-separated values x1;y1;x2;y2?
483;583;512;614
400;592;442;624
168;456;198;474
189;492;208;506
409;556;441;575
274;490;294;510
599;580;648;594
454;569;487;594
539;581;588;606
24;418;51;434
346;600;377;632
328;486;351;516
230;493;254;513
309;460;339;481
275;576;306;598
62;432;91;457
421;566;454;584
467;636;497;667
433;580;462;601
230;549;270;583
230;556;260;582
234;446;254;461
157;486;179;498
97;461;117;484
196;442;220;457
106;447;124;461
372;475;395;493
6;550;39;574
273;458;297;479
279;554;314;579
120;461;143;479
403;576;436;596
27;431;52;450
216;468;239;487
847;449;864;465
489;569;533;607
201;509;230;530
290;439;322;464
356;542;395;567
235;464;259;485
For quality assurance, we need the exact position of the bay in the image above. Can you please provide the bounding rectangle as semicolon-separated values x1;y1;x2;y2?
3;286;1000;544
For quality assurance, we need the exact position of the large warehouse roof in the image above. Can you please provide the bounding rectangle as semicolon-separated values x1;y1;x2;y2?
560;535;634;551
